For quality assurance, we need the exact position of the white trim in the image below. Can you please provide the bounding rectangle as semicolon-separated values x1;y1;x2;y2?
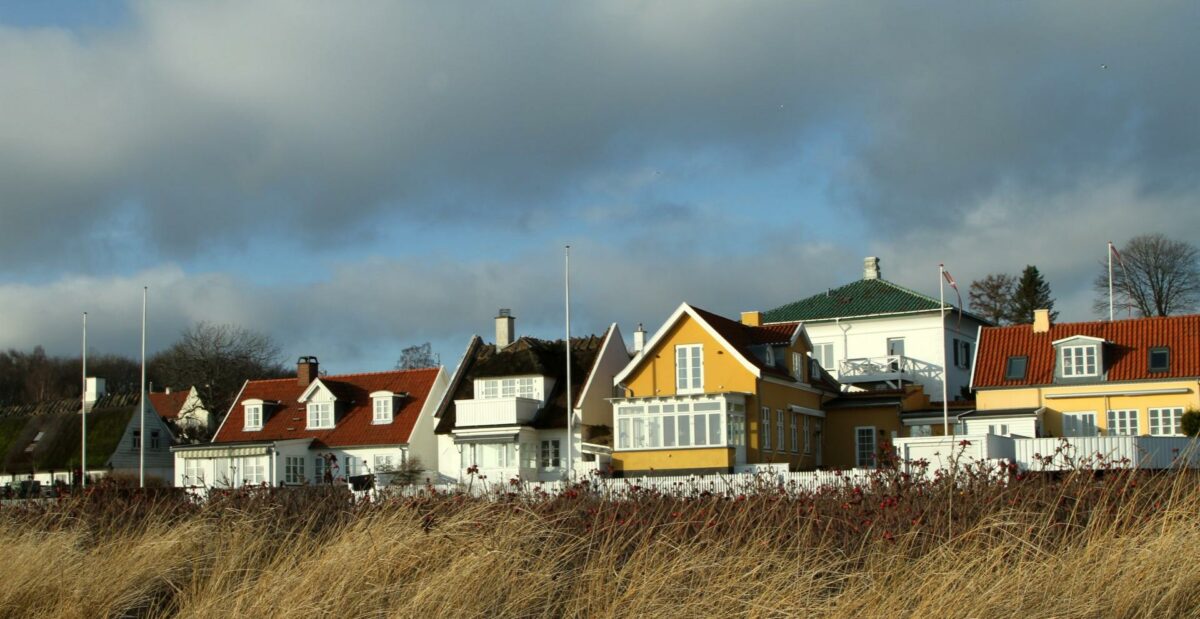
576;323;621;412
969;324;982;391
1044;387;1191;399
787;404;826;418
298;378;337;403
613;303;762;386
211;380;248;440
435;336;482;420
369;390;395;399
1051;335;1107;346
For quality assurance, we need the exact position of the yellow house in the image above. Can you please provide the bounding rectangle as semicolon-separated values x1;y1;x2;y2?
971;310;1200;437
610;303;839;476
820;385;973;468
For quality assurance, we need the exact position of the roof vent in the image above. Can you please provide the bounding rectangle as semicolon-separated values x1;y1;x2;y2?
863;256;882;280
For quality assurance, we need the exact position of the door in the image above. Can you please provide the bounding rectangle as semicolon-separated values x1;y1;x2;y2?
886;338;905;371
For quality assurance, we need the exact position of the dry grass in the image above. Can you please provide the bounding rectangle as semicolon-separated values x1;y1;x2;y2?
3;461;1200;618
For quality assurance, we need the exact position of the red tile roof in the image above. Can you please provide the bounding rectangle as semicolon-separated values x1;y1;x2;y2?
974;315;1200;388
213;368;440;448
148;390;190;419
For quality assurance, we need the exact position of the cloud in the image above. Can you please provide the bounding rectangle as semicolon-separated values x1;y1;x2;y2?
3;1;1196;272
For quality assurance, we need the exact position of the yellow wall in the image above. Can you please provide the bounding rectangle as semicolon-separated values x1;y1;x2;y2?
823;406;900;469
613;447;733;473
622;315;757;399
978;380;1200;435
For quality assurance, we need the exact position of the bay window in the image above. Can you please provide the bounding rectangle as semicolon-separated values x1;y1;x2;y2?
614;398;736;450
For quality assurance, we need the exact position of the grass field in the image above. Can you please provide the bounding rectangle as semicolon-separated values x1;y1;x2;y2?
2;456;1199;618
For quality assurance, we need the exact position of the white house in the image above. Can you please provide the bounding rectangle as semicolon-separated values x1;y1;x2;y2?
148;386;213;438
171;356;449;489
760;257;991;401
433;309;631;483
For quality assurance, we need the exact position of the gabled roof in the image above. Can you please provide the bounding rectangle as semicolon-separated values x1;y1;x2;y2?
763;278;986;324
0;392;144;474
213;368;440;448
435;330;609;434
148;390;190;420
974;314;1200;389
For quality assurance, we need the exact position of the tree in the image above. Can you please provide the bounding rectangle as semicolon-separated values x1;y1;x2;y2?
149;322;289;429
396;342;439;370
1094;234;1200;318
1008;266;1057;325
968;273;1017;325
1182;410;1200;437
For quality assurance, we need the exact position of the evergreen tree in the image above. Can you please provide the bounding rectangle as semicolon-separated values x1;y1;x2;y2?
1008;265;1058;324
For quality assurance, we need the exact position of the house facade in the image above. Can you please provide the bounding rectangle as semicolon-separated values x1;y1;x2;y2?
610;303;838;476
148;386;213;438
762;257;989;401
971;310;1200;438
434;310;630;483
172;357;448;488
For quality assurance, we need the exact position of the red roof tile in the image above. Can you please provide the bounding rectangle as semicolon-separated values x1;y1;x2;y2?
690;307;800;380
148;390;190;419
974;315;1200;388
213;368;440;448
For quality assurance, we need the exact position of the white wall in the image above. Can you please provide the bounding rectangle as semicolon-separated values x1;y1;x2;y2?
405;367;450;478
962;415;1037;438
805;312;984;400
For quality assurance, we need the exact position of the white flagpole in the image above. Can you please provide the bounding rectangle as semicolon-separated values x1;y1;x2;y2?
81;312;87;489
564;245;574;482
1108;241;1114;322
940;264;949;436
139;286;147;488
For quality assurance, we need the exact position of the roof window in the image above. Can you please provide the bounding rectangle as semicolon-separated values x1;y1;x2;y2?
1149;347;1170;373
1004;356;1028;380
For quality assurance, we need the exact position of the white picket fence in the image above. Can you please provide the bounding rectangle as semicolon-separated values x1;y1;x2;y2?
892;434;1200;473
383;468;878;498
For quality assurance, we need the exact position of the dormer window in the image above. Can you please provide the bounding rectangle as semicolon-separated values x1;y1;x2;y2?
1149;347;1170;373
1060;345;1098;377
474;376;545;401
370;391;397;424
307;402;333;429
1005;356;1028;380
243;399;264;431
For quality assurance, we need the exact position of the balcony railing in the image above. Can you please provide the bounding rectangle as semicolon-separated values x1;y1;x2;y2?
455;397;541;427
838;355;940;384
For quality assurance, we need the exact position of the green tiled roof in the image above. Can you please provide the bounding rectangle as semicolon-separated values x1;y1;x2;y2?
763;279;949;323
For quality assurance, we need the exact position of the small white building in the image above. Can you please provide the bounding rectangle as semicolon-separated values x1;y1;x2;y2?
761;256;991;401
172;357;449;489
149;386;213;439
433;309;631;484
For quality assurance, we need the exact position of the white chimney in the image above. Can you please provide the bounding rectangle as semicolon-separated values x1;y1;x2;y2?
165;386;172;395
495;308;515;348
863;256;882;280
84;377;106;412
633;324;647;354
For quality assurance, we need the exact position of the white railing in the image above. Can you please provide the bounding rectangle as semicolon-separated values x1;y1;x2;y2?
838;355;940;382
454;397;541;427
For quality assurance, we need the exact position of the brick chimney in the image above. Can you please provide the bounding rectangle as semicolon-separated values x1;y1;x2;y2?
297;356;319;386
1032;309;1051;334
495;309;515;348
740;311;762;326
863;256;881;280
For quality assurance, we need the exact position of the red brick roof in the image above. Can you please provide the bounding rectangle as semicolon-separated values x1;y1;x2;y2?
974;315;1200;388
213;368;439;448
148;390;190;419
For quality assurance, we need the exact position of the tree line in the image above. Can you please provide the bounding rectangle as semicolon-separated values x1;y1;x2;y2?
969;233;1199;325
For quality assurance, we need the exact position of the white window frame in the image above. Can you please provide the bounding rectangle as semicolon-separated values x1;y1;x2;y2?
790;413;799;453
676;344;704;394
1106;409;1139;436
284;456;305;485
183;459;205;485
855;426;877;468
792;352;804;380
373;397;393;424
307;402;334;429
910;424;933;438
244;404;263;431
776;410;785;451
803;416;811;455
373;454;396;472
1149;407;1184;436
1061;411;1098;437
760;407;771;453
1060;345;1098;377
314;456;328;484
242;457;265;485
540;439;561;469
812;342;835;371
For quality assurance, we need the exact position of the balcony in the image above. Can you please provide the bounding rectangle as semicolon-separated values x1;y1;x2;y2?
838;355;939;388
455;397;541;427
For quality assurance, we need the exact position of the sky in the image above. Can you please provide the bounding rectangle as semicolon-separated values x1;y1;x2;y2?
1;1;1198;374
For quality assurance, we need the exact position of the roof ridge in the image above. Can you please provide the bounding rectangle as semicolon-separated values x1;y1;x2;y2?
986;313;1200;332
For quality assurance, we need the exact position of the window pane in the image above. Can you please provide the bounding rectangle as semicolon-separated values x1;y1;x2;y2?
648;417;661;448
693;414;706;446
677;415;691;447
633;418;645;448
618;418;630;449
663;416;676;447
709;413;721;445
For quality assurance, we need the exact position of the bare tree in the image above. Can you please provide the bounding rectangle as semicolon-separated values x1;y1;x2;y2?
1094;234;1200;317
396;342;439;370
969;273;1017;325
150;322;289;425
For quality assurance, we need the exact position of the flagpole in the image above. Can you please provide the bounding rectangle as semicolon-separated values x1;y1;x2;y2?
1108;241;1114;321
564;245;574;483
139;286;147;488
81;312;87;490
940;264;949;436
